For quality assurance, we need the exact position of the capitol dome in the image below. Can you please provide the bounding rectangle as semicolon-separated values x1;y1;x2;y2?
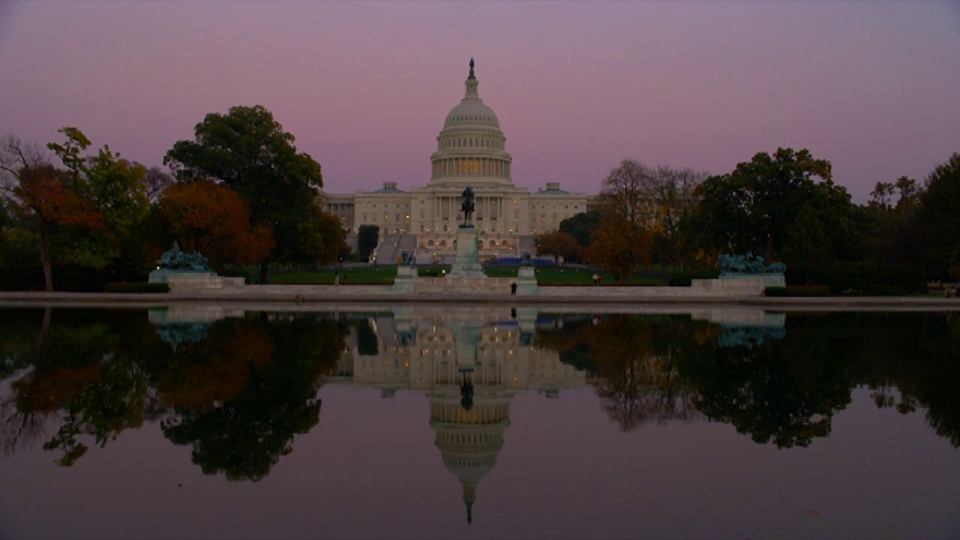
429;58;513;188
443;95;501;130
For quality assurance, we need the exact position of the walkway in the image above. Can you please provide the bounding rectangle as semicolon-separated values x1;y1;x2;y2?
2;286;960;311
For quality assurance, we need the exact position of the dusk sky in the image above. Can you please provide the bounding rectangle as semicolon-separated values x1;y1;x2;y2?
1;0;958;203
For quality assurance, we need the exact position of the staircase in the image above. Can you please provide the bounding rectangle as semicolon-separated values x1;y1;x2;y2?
374;234;418;264
517;235;537;258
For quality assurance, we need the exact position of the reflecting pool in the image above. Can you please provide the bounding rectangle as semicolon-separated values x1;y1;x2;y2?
1;305;958;539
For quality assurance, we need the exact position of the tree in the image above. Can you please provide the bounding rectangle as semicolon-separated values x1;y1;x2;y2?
2;133;112;291
559;210;600;248
79;144;150;252
10;164;105;290
280;202;347;267
587;215;652;281
2;128;152;290
165;105;324;282
1;136;70;290
144;166;174;203
920;152;960;278
45;128;151;285
682;148;857;275
157;180;274;267
648;166;706;268
586;160;657;280
862;176;927;288
314;209;348;264
597;159;656;229
534;231;584;264
358;224;379;262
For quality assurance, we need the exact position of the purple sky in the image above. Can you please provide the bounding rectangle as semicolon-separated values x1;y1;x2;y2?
1;1;958;203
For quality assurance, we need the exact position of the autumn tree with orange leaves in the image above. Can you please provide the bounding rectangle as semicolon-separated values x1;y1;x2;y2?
158;180;274;267
534;230;584;264
587;215;652;281
2;134;107;290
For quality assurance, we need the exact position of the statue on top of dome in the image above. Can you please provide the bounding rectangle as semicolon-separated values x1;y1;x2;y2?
468;58;475;80
461;186;475;226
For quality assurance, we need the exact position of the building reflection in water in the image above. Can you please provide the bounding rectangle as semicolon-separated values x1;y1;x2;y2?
329;306;587;523
145;304;786;522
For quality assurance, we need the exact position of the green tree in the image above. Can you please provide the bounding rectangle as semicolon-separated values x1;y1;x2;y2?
683;148;859;277
48;128;151;284
920;152;960;278
559;210;600;248
358;224;380;262
859;176;927;291
165;105;324;282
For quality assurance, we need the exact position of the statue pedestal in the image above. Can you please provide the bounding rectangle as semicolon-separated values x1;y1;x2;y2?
148;270;244;292
393;265;419;292
515;266;539;294
447;226;486;279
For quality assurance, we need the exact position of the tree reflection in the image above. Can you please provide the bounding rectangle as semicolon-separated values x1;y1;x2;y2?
161;315;345;481
858;312;960;447
1;306;960;472
538;312;867;447
682;315;862;448
0;309;147;465
0;309;345;477
537;314;713;432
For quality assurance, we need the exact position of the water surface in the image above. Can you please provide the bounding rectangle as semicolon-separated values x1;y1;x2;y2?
1;306;958;539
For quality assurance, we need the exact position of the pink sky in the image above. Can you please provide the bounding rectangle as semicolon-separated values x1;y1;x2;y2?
1;1;958;203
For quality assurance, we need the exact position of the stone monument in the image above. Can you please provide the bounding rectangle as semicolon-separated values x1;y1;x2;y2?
446;187;487;279
718;252;786;288
514;251;539;294
148;242;244;291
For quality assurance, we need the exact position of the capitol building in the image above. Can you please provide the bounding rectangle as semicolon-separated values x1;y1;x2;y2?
324;60;590;262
